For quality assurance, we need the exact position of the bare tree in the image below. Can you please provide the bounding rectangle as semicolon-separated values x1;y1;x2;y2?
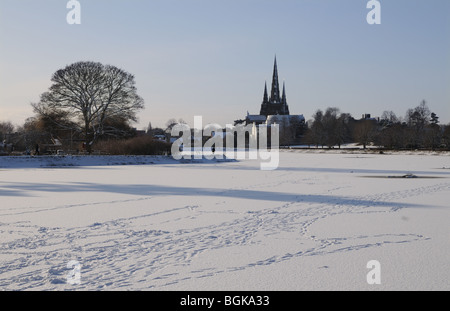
32;61;144;152
354;119;376;149
443;124;450;150
165;118;187;132
322;107;340;148
0;121;15;152
377;122;407;150
404;100;431;148
380;110;399;125
307;108;352;149
0;121;14;140
336;112;353;148
308;109;325;148
377;111;401;149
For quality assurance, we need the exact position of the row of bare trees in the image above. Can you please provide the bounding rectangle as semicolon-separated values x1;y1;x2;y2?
304;107;353;148
303;101;450;150
1;60;449;154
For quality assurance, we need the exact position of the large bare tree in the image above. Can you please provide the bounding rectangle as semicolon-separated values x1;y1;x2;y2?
32;61;144;152
405;100;431;148
353;119;376;149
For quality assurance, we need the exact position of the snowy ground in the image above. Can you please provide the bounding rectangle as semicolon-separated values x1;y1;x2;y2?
0;150;449;291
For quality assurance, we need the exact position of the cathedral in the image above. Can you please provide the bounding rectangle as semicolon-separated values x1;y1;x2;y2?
237;56;304;128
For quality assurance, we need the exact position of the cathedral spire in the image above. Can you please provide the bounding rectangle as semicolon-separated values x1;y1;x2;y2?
270;56;281;103
281;81;289;114
263;81;268;102
259;56;290;116
259;81;269;116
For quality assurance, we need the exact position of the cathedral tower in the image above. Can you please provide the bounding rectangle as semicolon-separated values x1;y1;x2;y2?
260;56;290;116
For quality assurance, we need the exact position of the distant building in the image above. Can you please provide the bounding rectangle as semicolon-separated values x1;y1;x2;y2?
244;113;267;126
236;56;305;127
235;57;305;144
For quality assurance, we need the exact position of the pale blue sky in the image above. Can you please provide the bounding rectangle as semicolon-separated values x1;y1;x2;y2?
1;0;449;129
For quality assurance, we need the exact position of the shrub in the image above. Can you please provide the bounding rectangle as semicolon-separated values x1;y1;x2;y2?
94;136;171;155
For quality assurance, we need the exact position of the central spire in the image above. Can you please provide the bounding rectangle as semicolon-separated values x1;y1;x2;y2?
259;56;290;116
270;56;281;103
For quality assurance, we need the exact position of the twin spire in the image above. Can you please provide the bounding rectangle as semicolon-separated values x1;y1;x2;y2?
260;56;289;116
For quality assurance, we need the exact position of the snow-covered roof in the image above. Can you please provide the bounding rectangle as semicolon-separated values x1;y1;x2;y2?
246;115;267;122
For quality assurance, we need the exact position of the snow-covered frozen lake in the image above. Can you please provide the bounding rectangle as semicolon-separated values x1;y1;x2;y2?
0;150;449;290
